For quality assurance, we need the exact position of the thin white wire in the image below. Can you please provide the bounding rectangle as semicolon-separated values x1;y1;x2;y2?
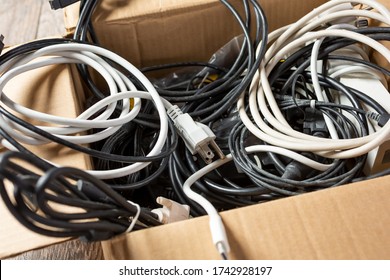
0;55;132;145
126;201;141;233
182;145;332;258
2;44;166;135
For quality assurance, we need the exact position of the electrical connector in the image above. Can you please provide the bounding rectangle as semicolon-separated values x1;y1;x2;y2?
167;105;225;164
377;114;390;128
210;214;230;260
282;157;313;181
355;17;369;28
151;197;190;224
0;35;4;55
49;0;80;10
302;107;329;138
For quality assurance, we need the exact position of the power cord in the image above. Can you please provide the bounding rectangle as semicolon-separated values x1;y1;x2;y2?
0;39;171;180
0;151;161;241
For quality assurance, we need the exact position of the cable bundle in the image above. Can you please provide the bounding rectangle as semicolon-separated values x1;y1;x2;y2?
1;0;390;260
179;0;390;257
0;151;160;241
0;38;174;181
240;0;390;158
164;0;269;215
231;0;390;193
144;0;268;124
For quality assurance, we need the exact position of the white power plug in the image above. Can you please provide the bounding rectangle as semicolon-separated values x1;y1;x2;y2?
167;105;225;164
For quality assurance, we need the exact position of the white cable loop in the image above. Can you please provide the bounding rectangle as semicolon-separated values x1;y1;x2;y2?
125;201;141;233
0;42;169;179
240;0;390;160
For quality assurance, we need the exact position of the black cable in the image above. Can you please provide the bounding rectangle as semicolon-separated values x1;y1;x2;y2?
0;104;176;164
143;0;268;125
141;62;230;75
0;151;161;241
157;0;270;212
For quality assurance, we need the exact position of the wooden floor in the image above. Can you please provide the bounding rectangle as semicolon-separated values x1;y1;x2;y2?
0;0;104;260
0;0;65;46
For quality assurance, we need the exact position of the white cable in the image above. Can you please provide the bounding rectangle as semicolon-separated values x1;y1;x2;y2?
298;9;390;36
264;0;390;64
0;42;169;179
241;28;390;159
236;1;390;186
309;24;357;140
183;145;332;259
125;201;141;233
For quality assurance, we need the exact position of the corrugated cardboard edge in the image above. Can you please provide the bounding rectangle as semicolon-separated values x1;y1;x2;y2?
102;177;390;260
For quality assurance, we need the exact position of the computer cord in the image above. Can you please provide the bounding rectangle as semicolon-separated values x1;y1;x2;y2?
239;0;390;160
0;151;161;241
0;39;172;180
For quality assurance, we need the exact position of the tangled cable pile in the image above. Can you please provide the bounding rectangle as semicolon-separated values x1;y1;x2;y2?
1;0;390;259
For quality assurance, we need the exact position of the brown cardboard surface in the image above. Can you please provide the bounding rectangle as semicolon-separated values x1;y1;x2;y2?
102;177;390;260
0;64;90;259
65;0;328;68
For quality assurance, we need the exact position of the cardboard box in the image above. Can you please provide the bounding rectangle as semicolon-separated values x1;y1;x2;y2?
102;177;390;260
64;0;329;67
0;63;91;259
2;0;390;260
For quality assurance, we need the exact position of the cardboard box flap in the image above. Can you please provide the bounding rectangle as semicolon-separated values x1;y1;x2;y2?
95;0;222;23
102;177;390;260
65;0;224;34
65;0;328;68
65;0;328;32
0;63;90;259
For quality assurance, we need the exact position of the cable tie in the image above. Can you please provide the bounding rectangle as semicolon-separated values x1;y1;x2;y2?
310;100;316;109
126;200;141;233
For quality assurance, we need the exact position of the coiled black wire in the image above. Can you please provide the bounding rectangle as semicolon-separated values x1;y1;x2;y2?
0;151;161;241
223;27;390;197
164;0;269;213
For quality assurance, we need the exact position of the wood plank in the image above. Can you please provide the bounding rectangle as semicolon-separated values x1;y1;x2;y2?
7;239;104;260
1;0;103;260
37;0;66;39
0;0;43;46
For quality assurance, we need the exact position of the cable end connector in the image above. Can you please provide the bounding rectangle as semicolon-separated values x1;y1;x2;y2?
378;114;390;127
151;197;190;224
0;35;4;55
209;215;230;260
195;128;225;164
49;0;80;10
167;105;225;164
367;111;390;128
355;17;368;28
